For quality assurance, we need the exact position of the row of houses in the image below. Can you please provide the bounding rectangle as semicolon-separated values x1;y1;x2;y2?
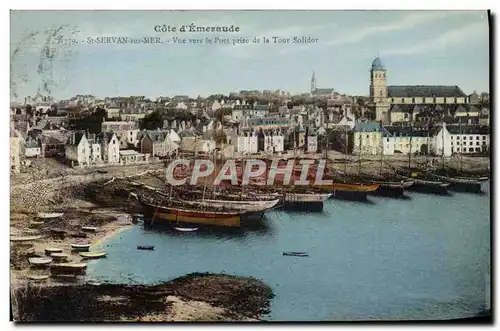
352;122;490;157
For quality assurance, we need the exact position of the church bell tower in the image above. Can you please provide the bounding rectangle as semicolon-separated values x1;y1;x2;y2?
370;57;389;123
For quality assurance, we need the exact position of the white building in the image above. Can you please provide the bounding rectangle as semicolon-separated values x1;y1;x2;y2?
98;132;120;164
431;123;452;157
448;125;490;155
24;137;41;158
306;134;318;153
66;132;91;167
237;130;258;154
262;129;284;153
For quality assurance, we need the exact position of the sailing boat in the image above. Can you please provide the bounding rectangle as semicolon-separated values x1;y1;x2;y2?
391;122;450;195
320;123;378;202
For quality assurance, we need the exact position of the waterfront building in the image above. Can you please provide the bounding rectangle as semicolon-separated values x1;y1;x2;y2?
236;129;259;154
66;132;91;167
97;132;120;164
257;129;285;153
350;121;385;155
447;124;490;155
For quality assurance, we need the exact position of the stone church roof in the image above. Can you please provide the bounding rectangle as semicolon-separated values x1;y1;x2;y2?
387;85;467;98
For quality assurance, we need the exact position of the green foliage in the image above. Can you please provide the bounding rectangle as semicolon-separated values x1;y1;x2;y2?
140;111;164;130
69;107;106;134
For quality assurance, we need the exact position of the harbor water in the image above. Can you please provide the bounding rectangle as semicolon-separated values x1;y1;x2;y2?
87;183;491;321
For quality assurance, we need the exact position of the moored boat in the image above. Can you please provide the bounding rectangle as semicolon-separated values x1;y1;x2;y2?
79;251;107;259
50;253;69;262
45;247;63;255
28;257;53;266
71;242;91;251
282;193;331;212
50;263;87;275
137;245;155;250
393;172;450;195
283;252;309;257
174;227;198;232
426;172;483;194
317;183;379;202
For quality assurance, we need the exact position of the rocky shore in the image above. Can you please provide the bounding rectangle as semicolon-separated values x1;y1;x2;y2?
11;273;274;322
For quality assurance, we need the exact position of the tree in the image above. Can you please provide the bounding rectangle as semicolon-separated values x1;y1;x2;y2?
140;111;164;130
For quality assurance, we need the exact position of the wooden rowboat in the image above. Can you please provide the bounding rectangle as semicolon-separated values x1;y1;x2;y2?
137;245;155;250
29;257;53;266
45;247;63;255
71;243;91;251
50;253;69;261
283;252;309;257
174;227;198;232
10;235;42;242
28;274;50;281
81;226;98;232
79;251;107;259
50;263;87;275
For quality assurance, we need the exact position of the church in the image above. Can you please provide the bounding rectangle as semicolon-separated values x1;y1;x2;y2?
368;57;469;124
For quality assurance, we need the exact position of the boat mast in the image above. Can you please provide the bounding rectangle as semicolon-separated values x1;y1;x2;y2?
408;130;413;171
358;130;362;175
379;128;384;177
441;122;445;170
344;124;348;180
459;119;463;173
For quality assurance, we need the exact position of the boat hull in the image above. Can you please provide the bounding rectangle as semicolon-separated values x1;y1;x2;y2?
283;201;324;212
371;185;405;198
142;204;242;228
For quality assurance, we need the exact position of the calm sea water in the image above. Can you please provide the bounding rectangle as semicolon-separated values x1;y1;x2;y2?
87;183;491;321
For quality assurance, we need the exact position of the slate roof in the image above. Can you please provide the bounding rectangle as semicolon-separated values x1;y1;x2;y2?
25;138;39;148
384;126;431;137
354;122;382;132
371;57;386;71
387;85;467;98
446;125;489;135
312;88;334;95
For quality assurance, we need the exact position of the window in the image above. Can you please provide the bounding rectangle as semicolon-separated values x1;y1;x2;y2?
113;140;116;145
476;142;479;146
463;137;466;140
469;142;473;146
366;135;369;138
475;148;480;152
469;148;474;152
483;136;486;140
476;136;480;140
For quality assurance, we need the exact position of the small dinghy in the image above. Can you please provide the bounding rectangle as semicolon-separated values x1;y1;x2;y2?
79;251;107;259
174;227;198;232
282;252;309;257
45;247;63;255
71;242;91;251
50;263;87;275
137;245;155;251
29;257;53;266
28;274;50;281
30;221;44;228
81;226;98;232
50;253;69;262
71;232;88;238
10;235;42;242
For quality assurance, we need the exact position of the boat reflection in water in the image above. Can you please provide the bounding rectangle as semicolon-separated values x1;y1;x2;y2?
142;215;275;239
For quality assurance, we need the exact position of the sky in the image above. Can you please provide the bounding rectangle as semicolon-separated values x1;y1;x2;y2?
9;10;490;101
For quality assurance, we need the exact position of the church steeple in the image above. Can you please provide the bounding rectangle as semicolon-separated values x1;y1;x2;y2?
310;70;317;93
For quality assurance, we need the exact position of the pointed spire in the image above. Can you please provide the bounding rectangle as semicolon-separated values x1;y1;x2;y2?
311;70;317;93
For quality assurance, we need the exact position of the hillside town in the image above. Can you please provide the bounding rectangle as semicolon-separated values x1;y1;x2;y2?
10;57;490;174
